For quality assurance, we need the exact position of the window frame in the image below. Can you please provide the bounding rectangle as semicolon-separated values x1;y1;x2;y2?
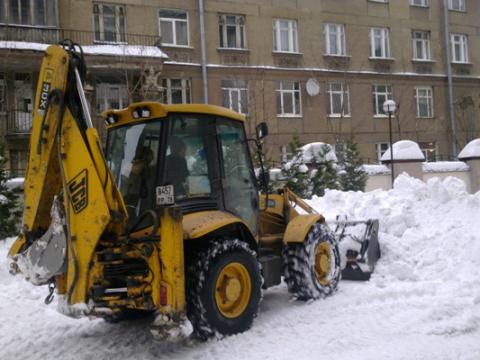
410;0;429;7
448;0;466;12
159;8;190;47
324;23;346;56
412;30;431;60
276;80;302;117
375;142;389;163
93;3;126;44
2;0;58;27
161;78;192;104
272;18;299;53
327;82;351;117
415;86;434;118
372;84;393;117
221;80;248;115
419;142;437;162
369;27;391;59
218;14;246;49
450;33;469;63
96;82;130;113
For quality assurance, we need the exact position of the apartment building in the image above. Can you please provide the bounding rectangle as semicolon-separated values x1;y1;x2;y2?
1;0;479;175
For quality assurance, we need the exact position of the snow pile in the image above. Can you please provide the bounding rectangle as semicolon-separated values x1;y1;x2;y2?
0;174;480;359
363;164;390;175
380;140;425;161
300;142;337;163
458;138;480;160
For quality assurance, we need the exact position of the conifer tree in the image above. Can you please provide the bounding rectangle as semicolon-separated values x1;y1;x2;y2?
0;145;22;239
310;144;340;197
337;139;367;192
280;135;311;198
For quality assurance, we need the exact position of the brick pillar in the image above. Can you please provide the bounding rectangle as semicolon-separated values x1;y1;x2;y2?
458;139;480;194
381;140;425;182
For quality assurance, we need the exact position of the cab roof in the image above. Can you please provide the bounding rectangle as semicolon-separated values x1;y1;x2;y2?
103;102;245;128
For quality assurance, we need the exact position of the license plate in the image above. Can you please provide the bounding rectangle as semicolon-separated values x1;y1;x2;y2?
156;185;175;206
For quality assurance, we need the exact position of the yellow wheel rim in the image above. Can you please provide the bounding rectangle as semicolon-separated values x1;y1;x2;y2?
315;242;331;286
215;262;252;318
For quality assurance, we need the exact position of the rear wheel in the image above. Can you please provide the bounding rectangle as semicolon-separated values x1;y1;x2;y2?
186;240;262;340
283;223;340;300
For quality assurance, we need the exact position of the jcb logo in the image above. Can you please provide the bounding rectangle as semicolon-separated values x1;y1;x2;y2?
38;68;53;116
68;170;88;213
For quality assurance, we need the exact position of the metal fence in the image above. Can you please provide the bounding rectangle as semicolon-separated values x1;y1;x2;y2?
0;25;160;47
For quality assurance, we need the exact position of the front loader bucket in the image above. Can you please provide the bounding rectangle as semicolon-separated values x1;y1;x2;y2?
333;219;380;281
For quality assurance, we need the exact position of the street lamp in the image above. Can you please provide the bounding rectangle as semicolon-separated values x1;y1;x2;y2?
383;99;397;187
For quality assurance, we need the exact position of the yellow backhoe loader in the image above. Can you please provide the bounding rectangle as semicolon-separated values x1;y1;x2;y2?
8;41;341;339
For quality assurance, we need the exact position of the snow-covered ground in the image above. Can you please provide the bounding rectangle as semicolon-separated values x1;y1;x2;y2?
1;174;480;360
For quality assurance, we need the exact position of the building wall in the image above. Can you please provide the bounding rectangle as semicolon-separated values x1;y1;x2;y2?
1;0;479;175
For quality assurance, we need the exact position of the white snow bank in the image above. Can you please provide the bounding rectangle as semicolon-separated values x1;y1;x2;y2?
458;138;480;160
1;173;480;360
380;140;425;162
363;164;390;175
423;161;469;173
0;41;168;58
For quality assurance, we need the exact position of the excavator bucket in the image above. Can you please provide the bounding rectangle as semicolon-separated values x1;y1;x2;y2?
333;218;381;281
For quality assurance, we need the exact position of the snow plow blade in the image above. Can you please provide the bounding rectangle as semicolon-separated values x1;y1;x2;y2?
333;219;380;281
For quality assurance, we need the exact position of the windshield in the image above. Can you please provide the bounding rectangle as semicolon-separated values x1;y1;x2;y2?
106;121;162;227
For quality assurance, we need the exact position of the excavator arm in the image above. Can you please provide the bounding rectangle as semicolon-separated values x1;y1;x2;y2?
8;42;128;306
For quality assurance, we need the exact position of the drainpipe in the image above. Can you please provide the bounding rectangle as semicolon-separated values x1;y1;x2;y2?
442;0;457;158
199;0;208;103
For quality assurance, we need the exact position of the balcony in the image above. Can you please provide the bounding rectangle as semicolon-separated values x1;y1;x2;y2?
0;25;160;47
6;110;32;136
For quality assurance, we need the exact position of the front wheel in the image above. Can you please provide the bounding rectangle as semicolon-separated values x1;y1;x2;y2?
186;240;262;340
283;223;341;300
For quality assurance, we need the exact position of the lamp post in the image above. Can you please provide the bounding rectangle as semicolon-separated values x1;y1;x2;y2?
383;99;397;187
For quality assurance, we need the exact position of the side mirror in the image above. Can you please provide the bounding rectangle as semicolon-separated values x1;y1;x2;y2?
256;122;268;140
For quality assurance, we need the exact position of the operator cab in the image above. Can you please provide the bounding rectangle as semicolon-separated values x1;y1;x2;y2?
104;103;259;234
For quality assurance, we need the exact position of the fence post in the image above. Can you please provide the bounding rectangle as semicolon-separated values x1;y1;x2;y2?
458;139;480;194
381;140;425;183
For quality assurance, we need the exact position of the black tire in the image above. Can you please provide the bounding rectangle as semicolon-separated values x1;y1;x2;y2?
283;223;341;300
186;239;262;340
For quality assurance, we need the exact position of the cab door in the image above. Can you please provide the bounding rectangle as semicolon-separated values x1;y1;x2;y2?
217;119;259;235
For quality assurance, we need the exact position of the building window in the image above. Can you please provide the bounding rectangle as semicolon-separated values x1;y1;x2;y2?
419;142;436;162
415;86;434;118
372;85;393;116
451;34;468;63
221;80;248;114
273;19;298;53
412;31;431;60
161;79;191;104
276;80;301;117
369;27;391;58
0;73;5;113
328;83;350;117
448;0;466;11
3;0;57;26
159;9;189;47
96;83;129;113
410;0;428;6
324;24;346;56
376;143;389;162
219;14;245;49
10;149;28;177
93;3;126;43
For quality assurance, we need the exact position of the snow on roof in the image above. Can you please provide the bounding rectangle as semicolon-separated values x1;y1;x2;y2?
423;161;469;173
0;41;168;58
363;164;391;175
458;139;480;160
300;142;337;163
380;140;425;162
